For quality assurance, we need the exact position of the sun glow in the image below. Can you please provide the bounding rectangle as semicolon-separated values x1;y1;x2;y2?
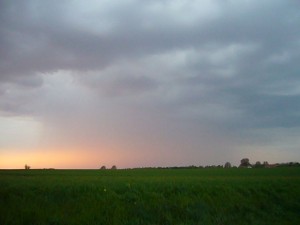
0;148;117;169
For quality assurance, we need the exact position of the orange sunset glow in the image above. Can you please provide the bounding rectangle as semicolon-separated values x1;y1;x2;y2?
1;149;87;169
0;147;124;169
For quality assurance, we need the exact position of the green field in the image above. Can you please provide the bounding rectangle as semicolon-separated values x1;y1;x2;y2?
1;168;300;225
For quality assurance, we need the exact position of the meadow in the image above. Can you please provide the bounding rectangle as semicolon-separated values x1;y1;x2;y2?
0;168;299;225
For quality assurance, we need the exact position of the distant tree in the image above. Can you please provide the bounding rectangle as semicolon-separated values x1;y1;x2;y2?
224;162;232;168
25;164;30;170
239;158;251;168
263;161;269;168
188;165;197;169
100;166;106;170
254;161;262;168
277;162;299;167
111;165;117;170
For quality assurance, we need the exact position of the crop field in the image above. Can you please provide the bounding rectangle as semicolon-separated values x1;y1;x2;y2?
0;168;300;225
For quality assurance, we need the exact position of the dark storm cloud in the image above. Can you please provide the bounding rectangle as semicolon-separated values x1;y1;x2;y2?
1;1;299;71
0;0;288;76
1;0;300;132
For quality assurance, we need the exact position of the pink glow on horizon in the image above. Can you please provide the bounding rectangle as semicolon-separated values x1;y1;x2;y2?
0;148;122;169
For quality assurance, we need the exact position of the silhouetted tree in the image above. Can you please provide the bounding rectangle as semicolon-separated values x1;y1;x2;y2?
100;166;106;170
24;164;30;170
239;158;251;168
111;165;117;170
254;161;262;168
263;161;269;168
224;162;232;168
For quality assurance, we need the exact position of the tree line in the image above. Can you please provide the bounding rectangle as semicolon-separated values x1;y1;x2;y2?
24;159;299;170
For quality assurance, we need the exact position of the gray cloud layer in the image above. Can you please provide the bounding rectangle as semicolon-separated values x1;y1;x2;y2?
1;0;300;166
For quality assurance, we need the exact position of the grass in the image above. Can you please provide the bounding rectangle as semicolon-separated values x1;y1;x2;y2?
0;168;300;225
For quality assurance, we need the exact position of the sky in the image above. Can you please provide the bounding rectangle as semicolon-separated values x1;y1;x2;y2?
1;0;300;169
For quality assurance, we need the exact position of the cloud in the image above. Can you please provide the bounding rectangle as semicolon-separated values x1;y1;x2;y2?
0;77;43;116
1;0;300;167
1;1;299;74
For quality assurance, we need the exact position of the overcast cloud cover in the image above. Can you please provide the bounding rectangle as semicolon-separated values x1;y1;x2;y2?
1;0;300;168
